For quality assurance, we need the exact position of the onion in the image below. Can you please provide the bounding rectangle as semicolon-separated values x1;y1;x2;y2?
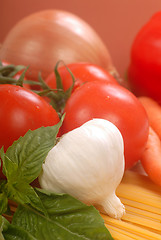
0;10;120;83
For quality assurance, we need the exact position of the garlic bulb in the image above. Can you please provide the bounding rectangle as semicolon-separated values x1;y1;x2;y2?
39;119;125;219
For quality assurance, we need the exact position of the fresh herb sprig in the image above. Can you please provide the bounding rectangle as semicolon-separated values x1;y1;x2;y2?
0;117;113;240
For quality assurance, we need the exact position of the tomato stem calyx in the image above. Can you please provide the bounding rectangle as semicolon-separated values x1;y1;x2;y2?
0;61;75;115
37;61;75;115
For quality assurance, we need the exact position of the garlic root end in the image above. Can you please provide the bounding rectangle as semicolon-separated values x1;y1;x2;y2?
100;192;125;219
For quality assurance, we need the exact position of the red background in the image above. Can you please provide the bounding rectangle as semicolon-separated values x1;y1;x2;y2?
1;0;161;78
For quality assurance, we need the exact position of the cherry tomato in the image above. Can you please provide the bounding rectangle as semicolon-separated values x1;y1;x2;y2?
0;84;59;152
45;62;118;92
128;11;161;104
61;81;149;169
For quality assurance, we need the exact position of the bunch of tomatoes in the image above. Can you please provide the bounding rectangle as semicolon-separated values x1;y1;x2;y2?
0;60;149;177
1;9;155;179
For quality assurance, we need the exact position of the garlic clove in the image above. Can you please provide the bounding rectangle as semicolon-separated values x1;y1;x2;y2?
39;118;125;219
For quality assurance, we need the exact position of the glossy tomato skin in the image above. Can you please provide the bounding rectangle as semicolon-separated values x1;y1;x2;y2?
0;84;60;152
128;11;161;104
45;62;118;92
61;81;149;169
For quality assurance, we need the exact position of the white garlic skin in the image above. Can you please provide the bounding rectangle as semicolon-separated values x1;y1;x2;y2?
39;118;125;219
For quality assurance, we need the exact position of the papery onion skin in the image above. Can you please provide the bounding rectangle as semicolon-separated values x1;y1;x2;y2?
0;10;120;83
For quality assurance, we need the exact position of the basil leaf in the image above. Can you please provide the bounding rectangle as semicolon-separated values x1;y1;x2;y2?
0;118;63;214
2;224;37;240
0;216;9;240
1;155;18;183
6;184;47;216
8;189;113;240
0;180;7;193
0;153;47;214
3;117;63;184
0;181;8;215
0;193;8;215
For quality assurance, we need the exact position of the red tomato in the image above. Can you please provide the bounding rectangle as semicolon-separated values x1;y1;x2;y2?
0;85;60;152
45;62;118;92
61;81;149;170
128;11;161;104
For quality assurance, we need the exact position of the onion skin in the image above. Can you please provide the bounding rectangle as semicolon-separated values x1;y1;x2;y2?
0;10;120;83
